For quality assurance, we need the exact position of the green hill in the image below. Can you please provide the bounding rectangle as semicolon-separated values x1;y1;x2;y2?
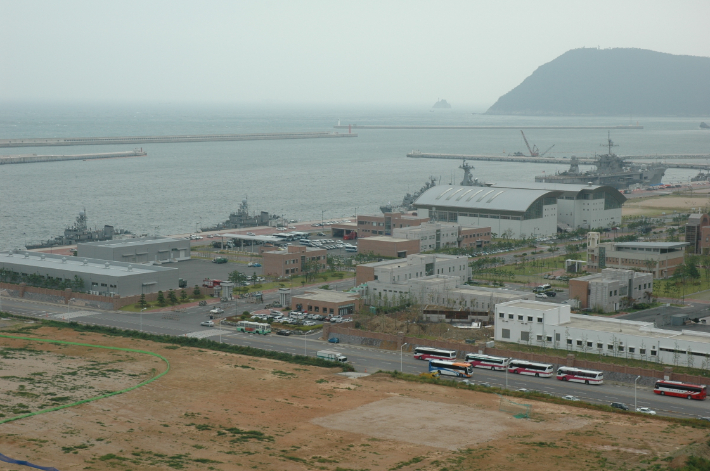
486;48;710;116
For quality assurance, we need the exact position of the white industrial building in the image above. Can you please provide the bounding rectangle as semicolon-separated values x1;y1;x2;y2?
413;182;625;238
487;181;625;231
364;274;533;312
494;300;710;367
0;251;178;296
356;253;471;287
77;236;191;263
569;268;654;312
414;185;560;239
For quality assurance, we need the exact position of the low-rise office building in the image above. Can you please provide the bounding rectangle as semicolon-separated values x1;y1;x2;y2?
292;289;361;317
0;251;178;296
569;268;653;312
356;212;429;238
357;236;421;258
392;222;491;251
262;245;327;277
494;300;710;367
685;213;710;255
364;274;532;316
586;232;688;278
77;236;191;263
356;253;471;286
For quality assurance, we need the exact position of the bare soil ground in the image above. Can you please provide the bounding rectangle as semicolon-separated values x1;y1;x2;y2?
623;195;710;217
1;325;709;471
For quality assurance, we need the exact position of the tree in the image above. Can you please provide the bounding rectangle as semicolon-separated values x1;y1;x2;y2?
157;290;166;307
167;289;178;305
180;289;188;302
193;285;202;297
138;293;147;309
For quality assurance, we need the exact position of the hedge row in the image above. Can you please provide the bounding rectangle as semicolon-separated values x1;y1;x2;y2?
7;316;354;372
385;371;710;429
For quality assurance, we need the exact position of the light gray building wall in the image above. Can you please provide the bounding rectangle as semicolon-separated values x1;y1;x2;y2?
0;251;178;296
494;300;710;367
77;236;191;263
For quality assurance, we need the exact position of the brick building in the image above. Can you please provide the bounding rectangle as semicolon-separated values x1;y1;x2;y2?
262;245;327;278
291;289;361;317
569;268;653;312
357;236;420;258
356;212;429;237
392;222;491;251
586;232;688;278
685;213;710;254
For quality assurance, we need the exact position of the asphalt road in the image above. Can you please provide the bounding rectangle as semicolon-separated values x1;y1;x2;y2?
2;296;709;421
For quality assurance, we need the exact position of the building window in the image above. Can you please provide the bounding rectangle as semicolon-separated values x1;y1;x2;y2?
527;316;533;322
587;341;593;348
576;340;582;346
566;339;572;345
546;336;552;342
597;343;603;349
314;306;319;312
640;348;646;355
651;350;657;356
555;333;560;341
618;346;624;352
499;312;504;318
536;335;543;341
508;314;514;319
518;315;524;321
537;318;543;323
502;329;510;339
521;332;529;342
607;344;613;351
629;347;635;353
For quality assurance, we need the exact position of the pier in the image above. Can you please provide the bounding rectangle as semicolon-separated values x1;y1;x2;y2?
0;150;147;165
0;132;357;148
335;124;643;130
406;152;710;170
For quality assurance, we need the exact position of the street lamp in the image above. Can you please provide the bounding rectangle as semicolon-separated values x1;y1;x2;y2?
321;210;326;228
505;358;509;389
140;307;147;332
634;375;641;411
399;342;409;372
304;329;308;355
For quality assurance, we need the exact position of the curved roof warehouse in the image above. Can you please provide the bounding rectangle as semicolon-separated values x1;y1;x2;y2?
413;182;625;238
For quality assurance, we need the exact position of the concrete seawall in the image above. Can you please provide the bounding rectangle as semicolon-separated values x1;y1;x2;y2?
0;150;147;165
0;132;357;148
336;124;644;130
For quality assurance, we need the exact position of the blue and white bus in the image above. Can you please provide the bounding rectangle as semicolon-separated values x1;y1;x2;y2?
429;359;473;378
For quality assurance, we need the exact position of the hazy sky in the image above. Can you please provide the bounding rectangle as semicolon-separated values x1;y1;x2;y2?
2;0;708;109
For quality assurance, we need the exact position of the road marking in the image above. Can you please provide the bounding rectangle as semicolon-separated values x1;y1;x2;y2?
185;329;231;339
50;310;98;320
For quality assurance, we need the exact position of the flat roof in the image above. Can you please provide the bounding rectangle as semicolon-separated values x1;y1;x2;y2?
77;236;184;249
293;289;359;303
414;185;559;212
0;251;176;276
499;300;562;310
614;242;689;249
222;233;282;242
361;236;413;243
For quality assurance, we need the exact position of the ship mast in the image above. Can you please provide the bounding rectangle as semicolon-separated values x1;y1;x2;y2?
602;131;618;155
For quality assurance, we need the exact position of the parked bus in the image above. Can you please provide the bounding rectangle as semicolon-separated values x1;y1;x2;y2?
428;359;473;378
236;321;271;335
556;367;604;385
653;381;707;400
414;347;456;361
465;353;510;371
507;360;554;378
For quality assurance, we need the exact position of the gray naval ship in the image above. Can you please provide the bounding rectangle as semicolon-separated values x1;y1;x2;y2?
201;198;279;231
534;134;666;189
26;209;132;249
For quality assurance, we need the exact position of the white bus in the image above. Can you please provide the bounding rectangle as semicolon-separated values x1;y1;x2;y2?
556;366;603;385
465;353;510;371
428;360;473;378
414;347;457;361
507;360;554;378
236;321;271;335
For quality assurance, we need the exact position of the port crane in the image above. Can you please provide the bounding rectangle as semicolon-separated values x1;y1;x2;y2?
520;130;555;157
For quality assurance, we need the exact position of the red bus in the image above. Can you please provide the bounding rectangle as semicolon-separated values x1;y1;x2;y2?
414;347;456;361
654;381;707;400
556;367;604;385
507;360;554;378
465;353;510;371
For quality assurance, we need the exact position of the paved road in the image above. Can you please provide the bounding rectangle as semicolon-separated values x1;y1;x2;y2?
1;296;708;420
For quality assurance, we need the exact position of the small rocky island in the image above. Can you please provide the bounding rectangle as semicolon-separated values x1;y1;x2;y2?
432;99;451;109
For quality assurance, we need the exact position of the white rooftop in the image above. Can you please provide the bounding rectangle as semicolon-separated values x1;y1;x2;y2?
1;251;175;276
77;236;183;248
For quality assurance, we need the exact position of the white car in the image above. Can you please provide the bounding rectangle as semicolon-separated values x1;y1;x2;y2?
302;321;316;326
209;308;224;315
246;232;256;236
200;320;214;327
561;395;580;401
636;407;656;415
535;293;548;299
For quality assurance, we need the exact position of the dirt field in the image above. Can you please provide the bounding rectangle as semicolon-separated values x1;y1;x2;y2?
1;326;709;471
623;195;710;217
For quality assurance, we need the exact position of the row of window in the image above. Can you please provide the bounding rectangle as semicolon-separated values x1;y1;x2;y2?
307;305;335;314
499;312;543;323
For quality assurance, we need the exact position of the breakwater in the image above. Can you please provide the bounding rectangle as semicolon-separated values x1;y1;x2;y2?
0;132;357;148
0;150;147;165
406;152;710;170
335;124;643;130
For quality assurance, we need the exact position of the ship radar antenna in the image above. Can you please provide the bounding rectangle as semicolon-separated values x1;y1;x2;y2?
602;131;618;155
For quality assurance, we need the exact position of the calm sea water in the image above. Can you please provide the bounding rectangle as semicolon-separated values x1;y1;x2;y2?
1;103;708;248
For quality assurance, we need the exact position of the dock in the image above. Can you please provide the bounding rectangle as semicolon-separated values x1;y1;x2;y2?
406;152;710;170
335;124;643;130
0;150;147;165
0;132;357;148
